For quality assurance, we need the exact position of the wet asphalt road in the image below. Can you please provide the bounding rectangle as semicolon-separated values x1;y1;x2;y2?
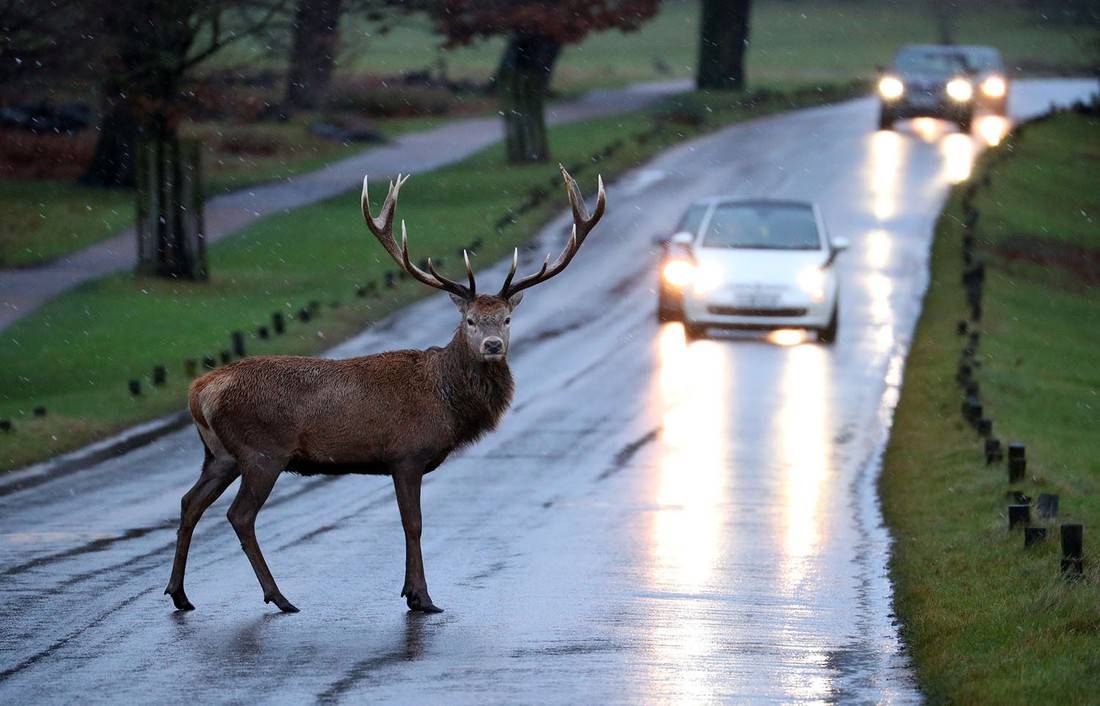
1;80;1094;705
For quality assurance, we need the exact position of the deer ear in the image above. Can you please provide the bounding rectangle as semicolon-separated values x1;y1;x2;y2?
507;291;524;310
449;293;467;311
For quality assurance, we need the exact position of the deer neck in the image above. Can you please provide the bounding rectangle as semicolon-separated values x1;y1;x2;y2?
432;329;515;443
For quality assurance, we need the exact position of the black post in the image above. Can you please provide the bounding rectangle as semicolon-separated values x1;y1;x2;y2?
963;396;982;425
1024;527;1047;548
129;380;141;396
1060;524;1084;577
1008;504;1030;529
977;418;993;437
985;438;1003;465
153;365;167;386
231;331;246;358
258;326;270;339
1037;494;1059;520
1008;443;1026;483
273;312;285;335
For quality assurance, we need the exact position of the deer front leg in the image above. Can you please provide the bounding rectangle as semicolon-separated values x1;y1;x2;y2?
392;467;442;613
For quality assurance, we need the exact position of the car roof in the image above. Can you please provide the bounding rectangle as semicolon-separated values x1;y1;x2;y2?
893;43;1003;64
686;197;816;210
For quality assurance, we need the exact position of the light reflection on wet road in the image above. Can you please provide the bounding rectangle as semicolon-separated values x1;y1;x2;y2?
1;80;1094;704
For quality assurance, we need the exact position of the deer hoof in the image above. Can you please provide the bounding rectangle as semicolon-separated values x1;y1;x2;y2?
166;587;195;611
265;592;300;613
404;590;443;613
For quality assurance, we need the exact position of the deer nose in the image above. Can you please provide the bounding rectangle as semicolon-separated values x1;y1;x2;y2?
483;338;504;356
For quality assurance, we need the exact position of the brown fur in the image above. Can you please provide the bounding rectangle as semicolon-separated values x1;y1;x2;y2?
165;166;603;617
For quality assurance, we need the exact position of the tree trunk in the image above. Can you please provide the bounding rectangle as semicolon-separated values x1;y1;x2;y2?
497;33;559;164
80;85;140;188
696;0;753;91
284;0;343;111
135;124;207;281
929;0;957;44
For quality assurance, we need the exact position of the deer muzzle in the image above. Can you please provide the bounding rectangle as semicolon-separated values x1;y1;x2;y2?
481;337;505;360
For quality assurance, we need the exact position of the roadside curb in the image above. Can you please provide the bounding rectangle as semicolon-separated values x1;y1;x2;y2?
0;409;192;497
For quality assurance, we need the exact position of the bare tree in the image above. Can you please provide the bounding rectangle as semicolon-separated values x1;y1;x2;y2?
430;0;658;163
0;0;94;89
283;0;344;111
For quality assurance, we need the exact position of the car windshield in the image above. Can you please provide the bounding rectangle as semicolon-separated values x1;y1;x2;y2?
962;47;1002;71
676;203;709;235
893;47;968;74
701;203;821;250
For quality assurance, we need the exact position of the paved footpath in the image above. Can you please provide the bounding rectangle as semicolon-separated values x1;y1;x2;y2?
0;80;689;333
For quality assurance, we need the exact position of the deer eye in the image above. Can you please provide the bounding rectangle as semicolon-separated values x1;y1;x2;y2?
466;318;475;326
504;317;511;325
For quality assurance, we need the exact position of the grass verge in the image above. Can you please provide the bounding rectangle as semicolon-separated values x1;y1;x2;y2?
880;106;1099;703
0;83;862;472
3;0;1091;267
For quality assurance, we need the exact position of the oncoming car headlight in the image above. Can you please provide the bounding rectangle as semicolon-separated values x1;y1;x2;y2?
662;259;695;288
981;76;1006;98
878;76;904;100
797;267;827;302
946;77;973;102
693;262;724;295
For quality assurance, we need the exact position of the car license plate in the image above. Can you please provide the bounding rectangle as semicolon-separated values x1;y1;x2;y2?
733;294;779;309
909;93;937;108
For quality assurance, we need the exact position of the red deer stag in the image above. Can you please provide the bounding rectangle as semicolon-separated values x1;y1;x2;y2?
165;165;605;614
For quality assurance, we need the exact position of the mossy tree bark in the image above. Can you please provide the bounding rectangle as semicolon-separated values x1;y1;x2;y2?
696;0;753;91
497;33;559;163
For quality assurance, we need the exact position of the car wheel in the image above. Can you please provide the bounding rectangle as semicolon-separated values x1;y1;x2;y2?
878;107;895;130
683;322;707;341
818;304;839;345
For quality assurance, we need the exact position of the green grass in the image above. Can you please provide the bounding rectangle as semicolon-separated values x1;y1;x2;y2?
880;108;1100;704
3;1;1090;268
0;83;862;471
0;181;134;267
221;1;1092;88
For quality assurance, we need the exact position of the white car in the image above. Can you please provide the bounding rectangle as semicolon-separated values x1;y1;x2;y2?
659;198;847;343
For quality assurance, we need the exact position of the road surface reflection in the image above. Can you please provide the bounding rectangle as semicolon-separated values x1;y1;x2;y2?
647;326;730;703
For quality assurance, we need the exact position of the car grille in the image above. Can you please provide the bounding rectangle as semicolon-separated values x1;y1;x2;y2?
707;305;808;317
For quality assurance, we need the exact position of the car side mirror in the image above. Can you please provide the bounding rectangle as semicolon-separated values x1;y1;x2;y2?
823;237;849;267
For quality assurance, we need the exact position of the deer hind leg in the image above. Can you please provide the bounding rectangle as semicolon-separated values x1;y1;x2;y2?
392;465;442;613
166;446;240;611
227;460;298;613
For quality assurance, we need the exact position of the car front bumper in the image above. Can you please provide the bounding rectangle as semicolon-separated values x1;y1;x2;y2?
681;288;835;330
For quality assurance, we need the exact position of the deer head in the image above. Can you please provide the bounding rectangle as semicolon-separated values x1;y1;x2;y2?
361;165;606;362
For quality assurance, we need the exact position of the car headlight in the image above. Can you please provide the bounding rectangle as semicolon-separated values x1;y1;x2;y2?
662;259;695;288
797;267;827;302
693;262;723;295
946;78;973;102
981;76;1006;98
878;76;904;100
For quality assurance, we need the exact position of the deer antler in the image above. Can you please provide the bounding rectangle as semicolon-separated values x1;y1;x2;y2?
498;165;606;299
362;175;477;300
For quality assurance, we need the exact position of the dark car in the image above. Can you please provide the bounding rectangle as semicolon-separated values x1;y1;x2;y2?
877;44;1006;131
957;44;1009;116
